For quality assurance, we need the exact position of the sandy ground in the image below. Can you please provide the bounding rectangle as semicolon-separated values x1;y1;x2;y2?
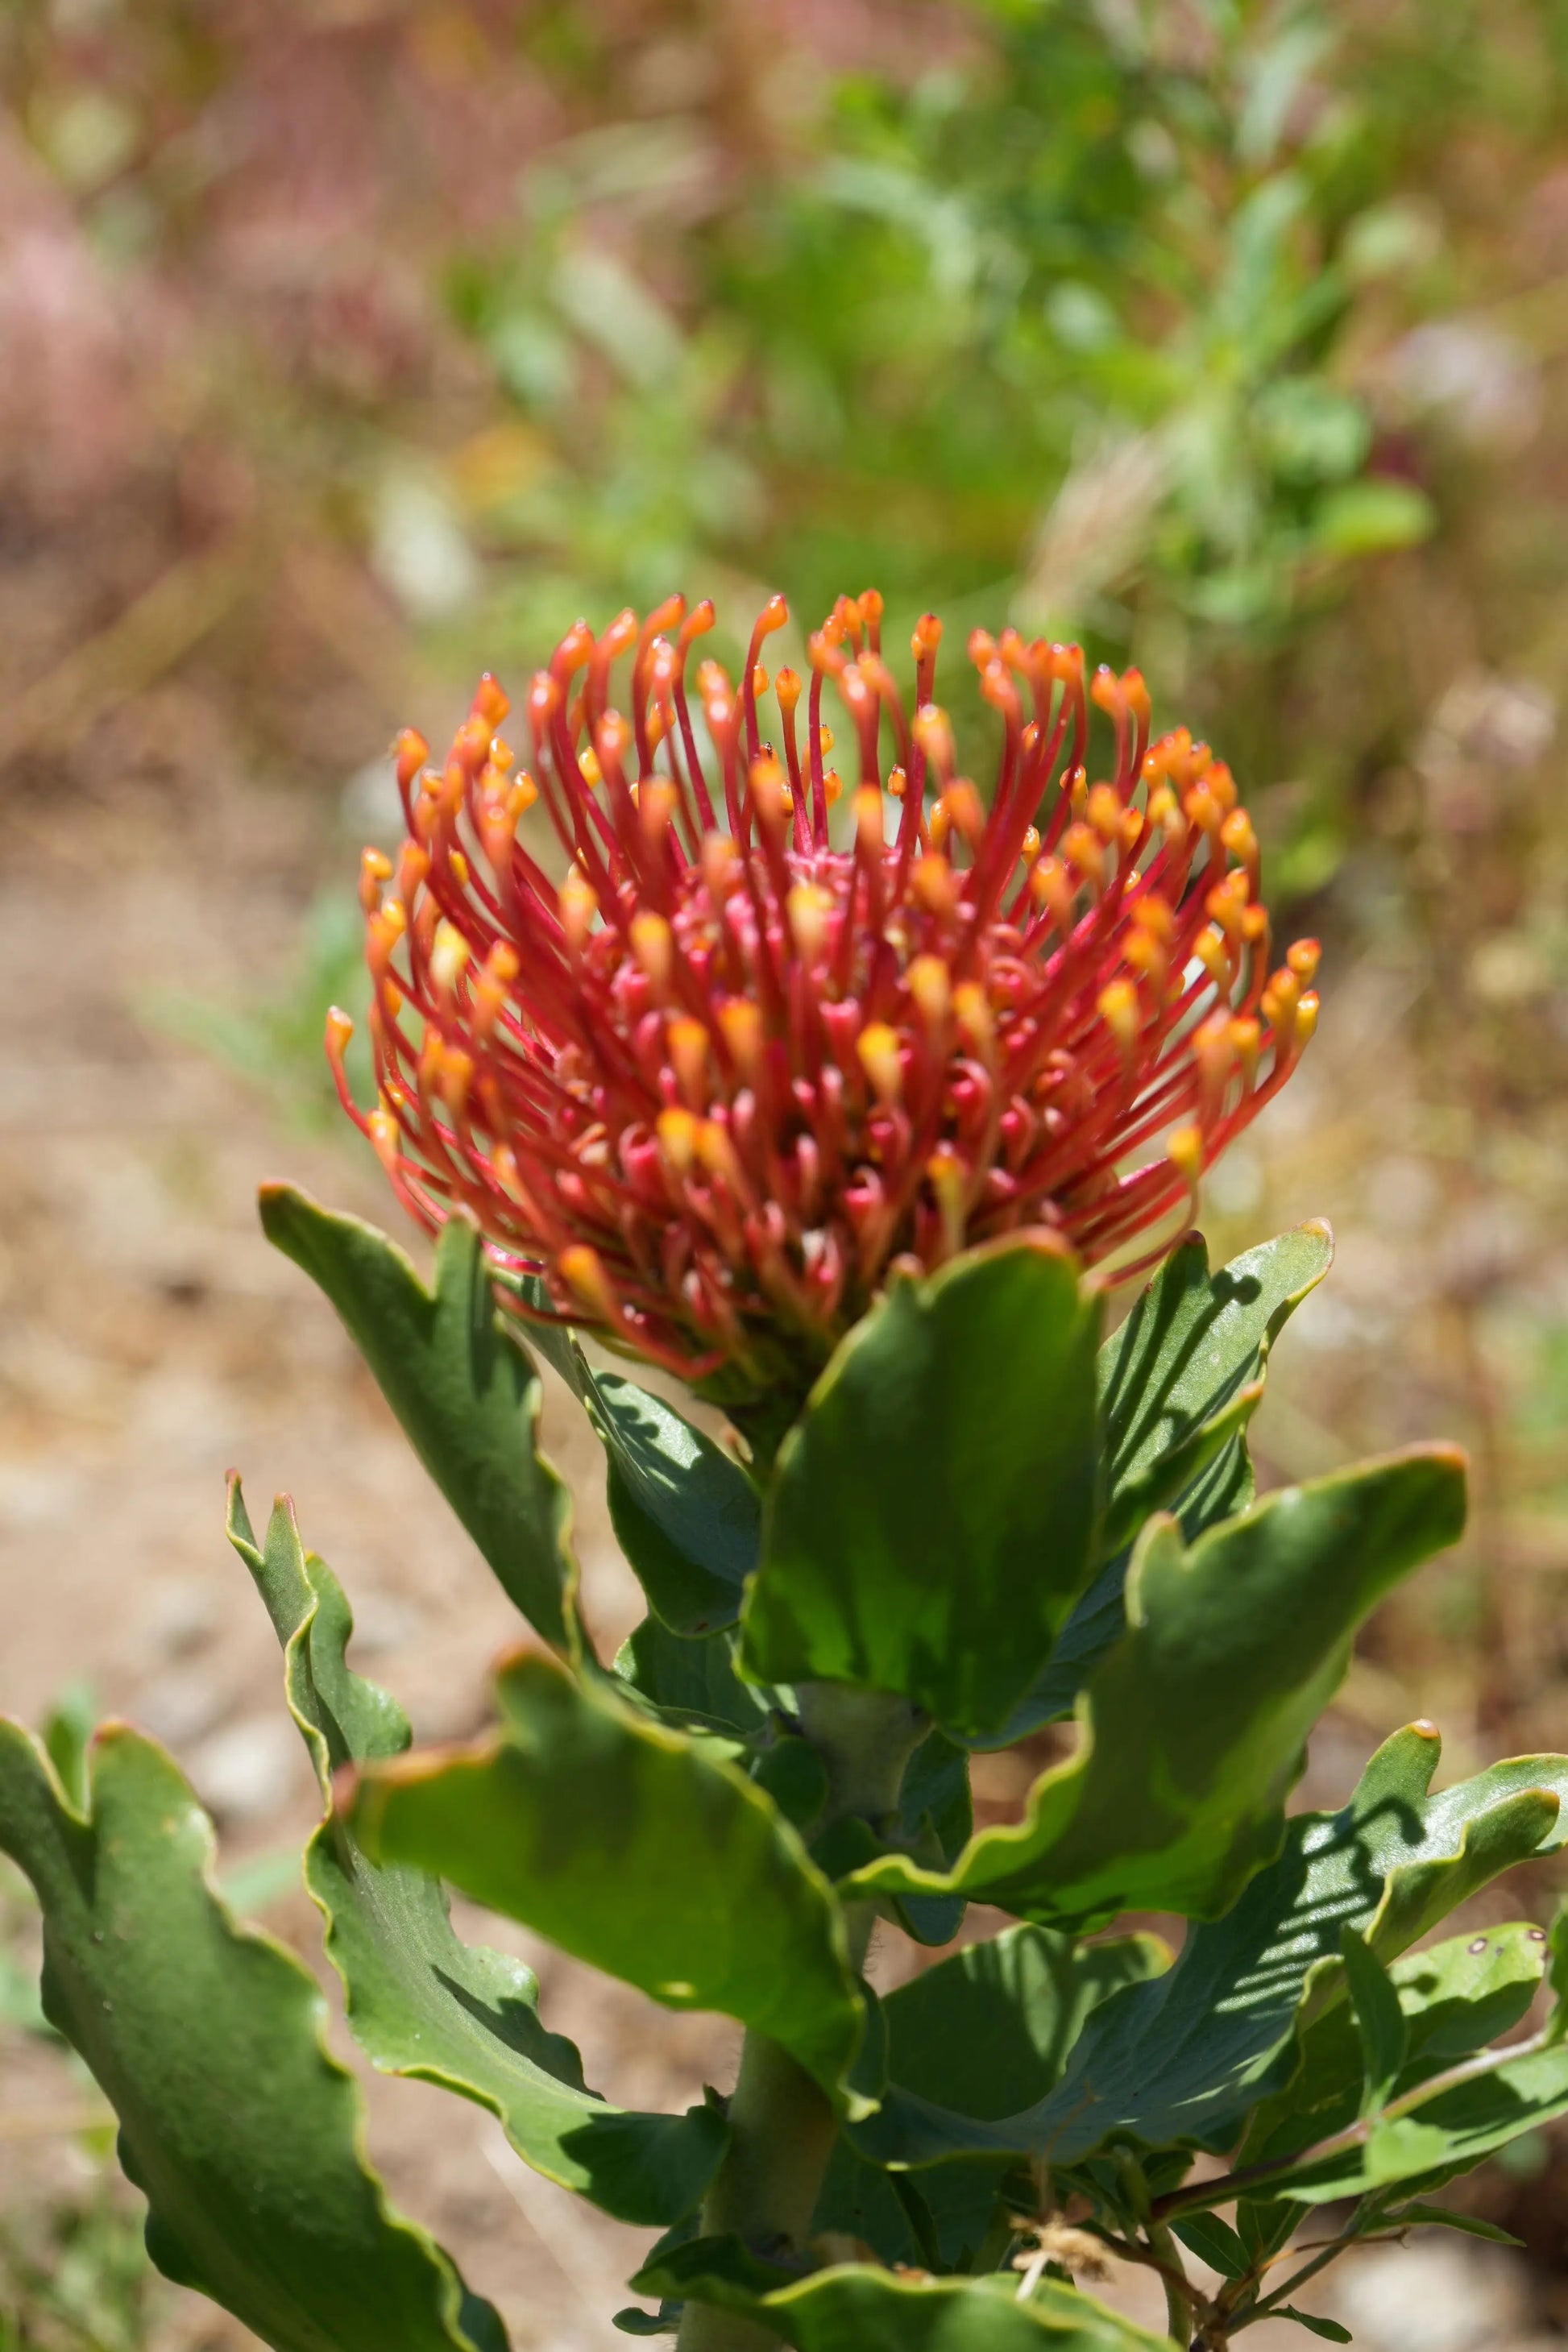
1;762;1562;2350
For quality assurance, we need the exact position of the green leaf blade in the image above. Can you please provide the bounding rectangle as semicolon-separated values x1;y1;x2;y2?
259;1184;575;1647
346;1651;868;2109
226;1479;726;2228
1098;1222;1333;1556
1341;1926;1409;2116
843;1446;1468;1927
638;2240;1172;2350
0;1718;503;2352
743;1236;1102;1739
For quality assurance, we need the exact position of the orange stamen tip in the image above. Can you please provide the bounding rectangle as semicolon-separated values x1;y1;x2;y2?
630;911;674;991
430;920;471;995
718;996;764;1076
906;953;952;1026
701;832;740;897
1097;979;1140;1052
559;1246;619;1322
325;1006;355;1059
857;1022;903;1104
774;666;802;714
559;868;598;948
953;981;995;1058
912;703;955;772
359;847;393;911
912;852;960;918
394;728;429;789
667;1016;710;1108
943;780;985;848
1168;1125;1204;1184
1287;937;1321;982
657;1105;700;1175
787;881;834;963
1087;782;1123;844
1221;808;1259;862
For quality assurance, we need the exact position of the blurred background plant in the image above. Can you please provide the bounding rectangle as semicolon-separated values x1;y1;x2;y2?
6;0;1568;2342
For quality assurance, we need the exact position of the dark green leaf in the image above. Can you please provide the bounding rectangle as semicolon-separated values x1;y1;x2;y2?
638;2238;1171;2350
1269;2032;1568;2205
848;1724;1568;2172
259;1184;575;1648
1277;2308;1351;2342
842;1448;1467;1927
890;1732;974;1946
751;1734;832;1833
615;1617;774;1735
1384;2204;1523;2246
1240;1921;1550;2177
743;1236;1102;1739
972;1431;1255;1751
832;1931;1166;2263
592;1371;760;1636
1171;2211;1251;2279
1342;1927;1408;2116
228;1480;724;2227
1099;1222;1333;1556
0;1717;504;2352
881;1927;1171;2123
346;1649;868;2109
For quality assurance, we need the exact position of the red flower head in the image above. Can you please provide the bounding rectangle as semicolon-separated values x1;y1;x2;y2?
330;591;1317;1407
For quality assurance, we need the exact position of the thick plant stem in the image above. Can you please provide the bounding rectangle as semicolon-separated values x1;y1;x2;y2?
674;1684;925;2352
674;2031;840;2352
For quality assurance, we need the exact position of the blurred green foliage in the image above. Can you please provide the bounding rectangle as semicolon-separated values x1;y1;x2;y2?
458;0;1441;653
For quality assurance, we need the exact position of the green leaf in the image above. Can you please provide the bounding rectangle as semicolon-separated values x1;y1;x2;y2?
39;1680;96;1813
615;1618;774;1736
880;1926;1171;2124
1342;1927;1408;2116
840;1448;1467;1927
832;1927;1170;2251
890;1731;974;1946
0;1716;504;2352
593;1372;760;1636
345;1649;869;2110
743;1236;1102;1739
1098;1223;1333;1557
1276;2309;1351;2342
637;2240;1171;2350
259;1184;575;1648
1175;2210;1251;2286
227;1479;725;2228
1545;1898;1568;2041
1313;477;1435;558
848;1725;1568;2174
1240;1920;1551;2176
1170;2211;1251;2279
1284;2023;1568;2200
1383;2203;1523;2246
973;1431;1254;1752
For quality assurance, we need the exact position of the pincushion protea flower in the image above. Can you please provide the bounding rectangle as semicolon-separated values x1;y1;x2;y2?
328;591;1318;1405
